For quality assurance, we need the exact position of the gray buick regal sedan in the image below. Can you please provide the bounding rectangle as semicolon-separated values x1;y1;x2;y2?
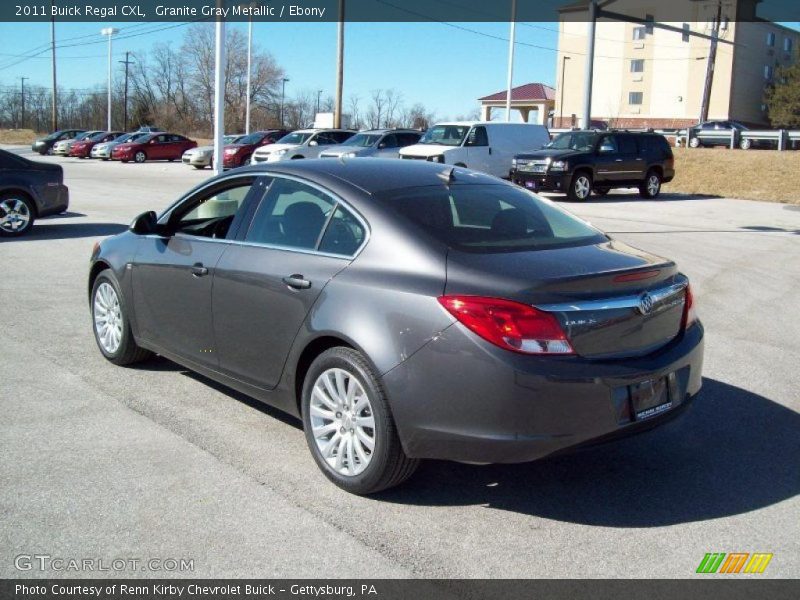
88;159;704;494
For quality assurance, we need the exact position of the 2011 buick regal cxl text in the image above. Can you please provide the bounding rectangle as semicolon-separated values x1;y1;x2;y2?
88;159;704;494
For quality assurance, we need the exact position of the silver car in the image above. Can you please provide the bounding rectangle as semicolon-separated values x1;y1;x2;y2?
182;135;244;169
319;129;422;159
91;132;145;160
251;129;355;163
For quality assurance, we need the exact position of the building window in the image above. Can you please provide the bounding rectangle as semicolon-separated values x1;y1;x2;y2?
682;23;690;42
764;64;773;80
629;92;643;105
630;59;645;73
633;26;647;40
767;32;775;47
784;37;794;53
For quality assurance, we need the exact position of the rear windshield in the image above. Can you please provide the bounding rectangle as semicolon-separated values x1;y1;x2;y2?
379;184;606;253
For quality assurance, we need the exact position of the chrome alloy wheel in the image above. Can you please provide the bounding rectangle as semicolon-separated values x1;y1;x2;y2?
93;282;123;354
574;175;591;200
310;368;376;476
647;174;661;196
0;198;31;234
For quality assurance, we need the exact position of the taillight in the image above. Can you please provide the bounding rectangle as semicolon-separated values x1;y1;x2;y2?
438;296;573;355
682;284;697;329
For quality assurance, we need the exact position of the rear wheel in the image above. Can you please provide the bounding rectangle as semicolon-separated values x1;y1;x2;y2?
134;151;147;164
740;138;752;150
689;136;701;148
91;270;152;366
639;170;662;199
568;172;592;201
193;165;205;170
302;347;419;495
0;193;35;237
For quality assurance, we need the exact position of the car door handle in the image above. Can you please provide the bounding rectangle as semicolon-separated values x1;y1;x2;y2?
191;263;209;277
615;158;623;162
488;147;492;154
282;274;312;290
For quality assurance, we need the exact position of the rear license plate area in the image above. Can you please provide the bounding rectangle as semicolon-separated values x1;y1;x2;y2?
630;376;672;420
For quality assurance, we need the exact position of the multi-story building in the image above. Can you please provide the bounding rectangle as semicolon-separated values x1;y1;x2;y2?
555;0;798;128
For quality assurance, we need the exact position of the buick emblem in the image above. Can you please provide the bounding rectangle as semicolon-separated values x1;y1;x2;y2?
638;292;655;315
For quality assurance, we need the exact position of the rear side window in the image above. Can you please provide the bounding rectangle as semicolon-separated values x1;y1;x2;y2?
246;178;335;250
319;207;366;256
618;135;637;154
380;184;606;253
398;132;421;146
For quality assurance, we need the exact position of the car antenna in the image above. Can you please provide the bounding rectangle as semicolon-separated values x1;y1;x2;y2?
437;166;456;184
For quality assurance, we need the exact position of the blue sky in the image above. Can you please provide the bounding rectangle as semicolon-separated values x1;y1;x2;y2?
0;21;562;119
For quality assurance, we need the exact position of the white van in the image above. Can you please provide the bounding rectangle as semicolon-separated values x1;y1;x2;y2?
398;121;549;178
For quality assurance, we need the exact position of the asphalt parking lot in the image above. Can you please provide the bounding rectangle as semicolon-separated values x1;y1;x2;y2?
1;147;799;579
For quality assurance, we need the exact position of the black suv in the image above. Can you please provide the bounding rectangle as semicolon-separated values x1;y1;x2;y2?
510;130;674;201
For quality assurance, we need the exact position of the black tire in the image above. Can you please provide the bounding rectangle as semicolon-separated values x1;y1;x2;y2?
301;347;419;495
90;269;152;366
567;171;593;202
0;192;36;237
639;169;662;199
193;165;205;170
121;160;129;163
134;151;147;164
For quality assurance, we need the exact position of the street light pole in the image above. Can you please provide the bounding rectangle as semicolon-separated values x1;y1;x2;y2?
245;14;253;134
213;11;226;176
316;89;323;116
50;0;57;131
280;78;289;127
559;56;570;128
505;0;517;122
334;0;344;128
581;0;597;129
100;27;118;131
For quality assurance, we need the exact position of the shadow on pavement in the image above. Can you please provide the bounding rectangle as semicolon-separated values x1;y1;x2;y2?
377;378;800;527
6;222;127;241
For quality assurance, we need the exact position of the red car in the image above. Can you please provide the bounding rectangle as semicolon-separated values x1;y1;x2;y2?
221;129;288;168
112;133;197;163
69;131;126;158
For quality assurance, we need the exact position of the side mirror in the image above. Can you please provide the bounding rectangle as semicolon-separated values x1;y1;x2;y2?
308;140;319;146
378;142;387;149
130;211;159;235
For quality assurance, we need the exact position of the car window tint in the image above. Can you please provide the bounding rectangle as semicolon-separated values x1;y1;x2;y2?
618;135;637;154
319;206;366;256
381;184;606;253
333;131;355;143
399;133;421;146
175;182;254;239
598;135;618;153
381;134;398;148
246;178;336;250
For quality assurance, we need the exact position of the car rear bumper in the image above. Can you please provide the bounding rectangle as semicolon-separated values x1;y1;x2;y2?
34;183;69;217
381;320;704;464
509;169;571;193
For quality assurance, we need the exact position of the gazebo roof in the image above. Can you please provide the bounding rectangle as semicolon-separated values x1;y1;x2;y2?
479;83;556;103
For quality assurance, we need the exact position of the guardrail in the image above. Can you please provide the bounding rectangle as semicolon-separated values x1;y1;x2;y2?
549;127;800;150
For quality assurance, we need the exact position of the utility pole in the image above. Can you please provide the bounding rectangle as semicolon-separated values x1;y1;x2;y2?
699;1;722;123
50;0;57;131
316;89;323;115
334;0;344;128
19;77;28;129
213;4;226;176
505;0;517;122
559;55;570;128
118;52;134;131
280;78;289;127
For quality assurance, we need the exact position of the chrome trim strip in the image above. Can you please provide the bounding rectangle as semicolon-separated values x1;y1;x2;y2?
536;282;687;312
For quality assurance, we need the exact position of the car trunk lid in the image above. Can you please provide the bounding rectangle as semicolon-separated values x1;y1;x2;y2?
444;240;687;359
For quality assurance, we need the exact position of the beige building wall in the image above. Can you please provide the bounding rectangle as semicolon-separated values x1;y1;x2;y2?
554;0;798;128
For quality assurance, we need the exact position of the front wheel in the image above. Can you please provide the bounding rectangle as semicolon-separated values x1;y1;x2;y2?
740;138;752;150
134;151;147;163
639;170;662;199
0;193;35;237
567;172;592;201
302;347;419;495
689;137;701;148
91;270;152;366
193;165;205;170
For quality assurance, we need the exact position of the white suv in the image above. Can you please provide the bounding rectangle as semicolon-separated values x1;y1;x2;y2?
251;129;355;163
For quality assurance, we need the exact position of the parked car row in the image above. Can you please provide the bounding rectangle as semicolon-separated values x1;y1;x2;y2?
30;122;678;203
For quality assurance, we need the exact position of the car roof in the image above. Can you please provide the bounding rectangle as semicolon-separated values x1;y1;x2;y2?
238;157;501;194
